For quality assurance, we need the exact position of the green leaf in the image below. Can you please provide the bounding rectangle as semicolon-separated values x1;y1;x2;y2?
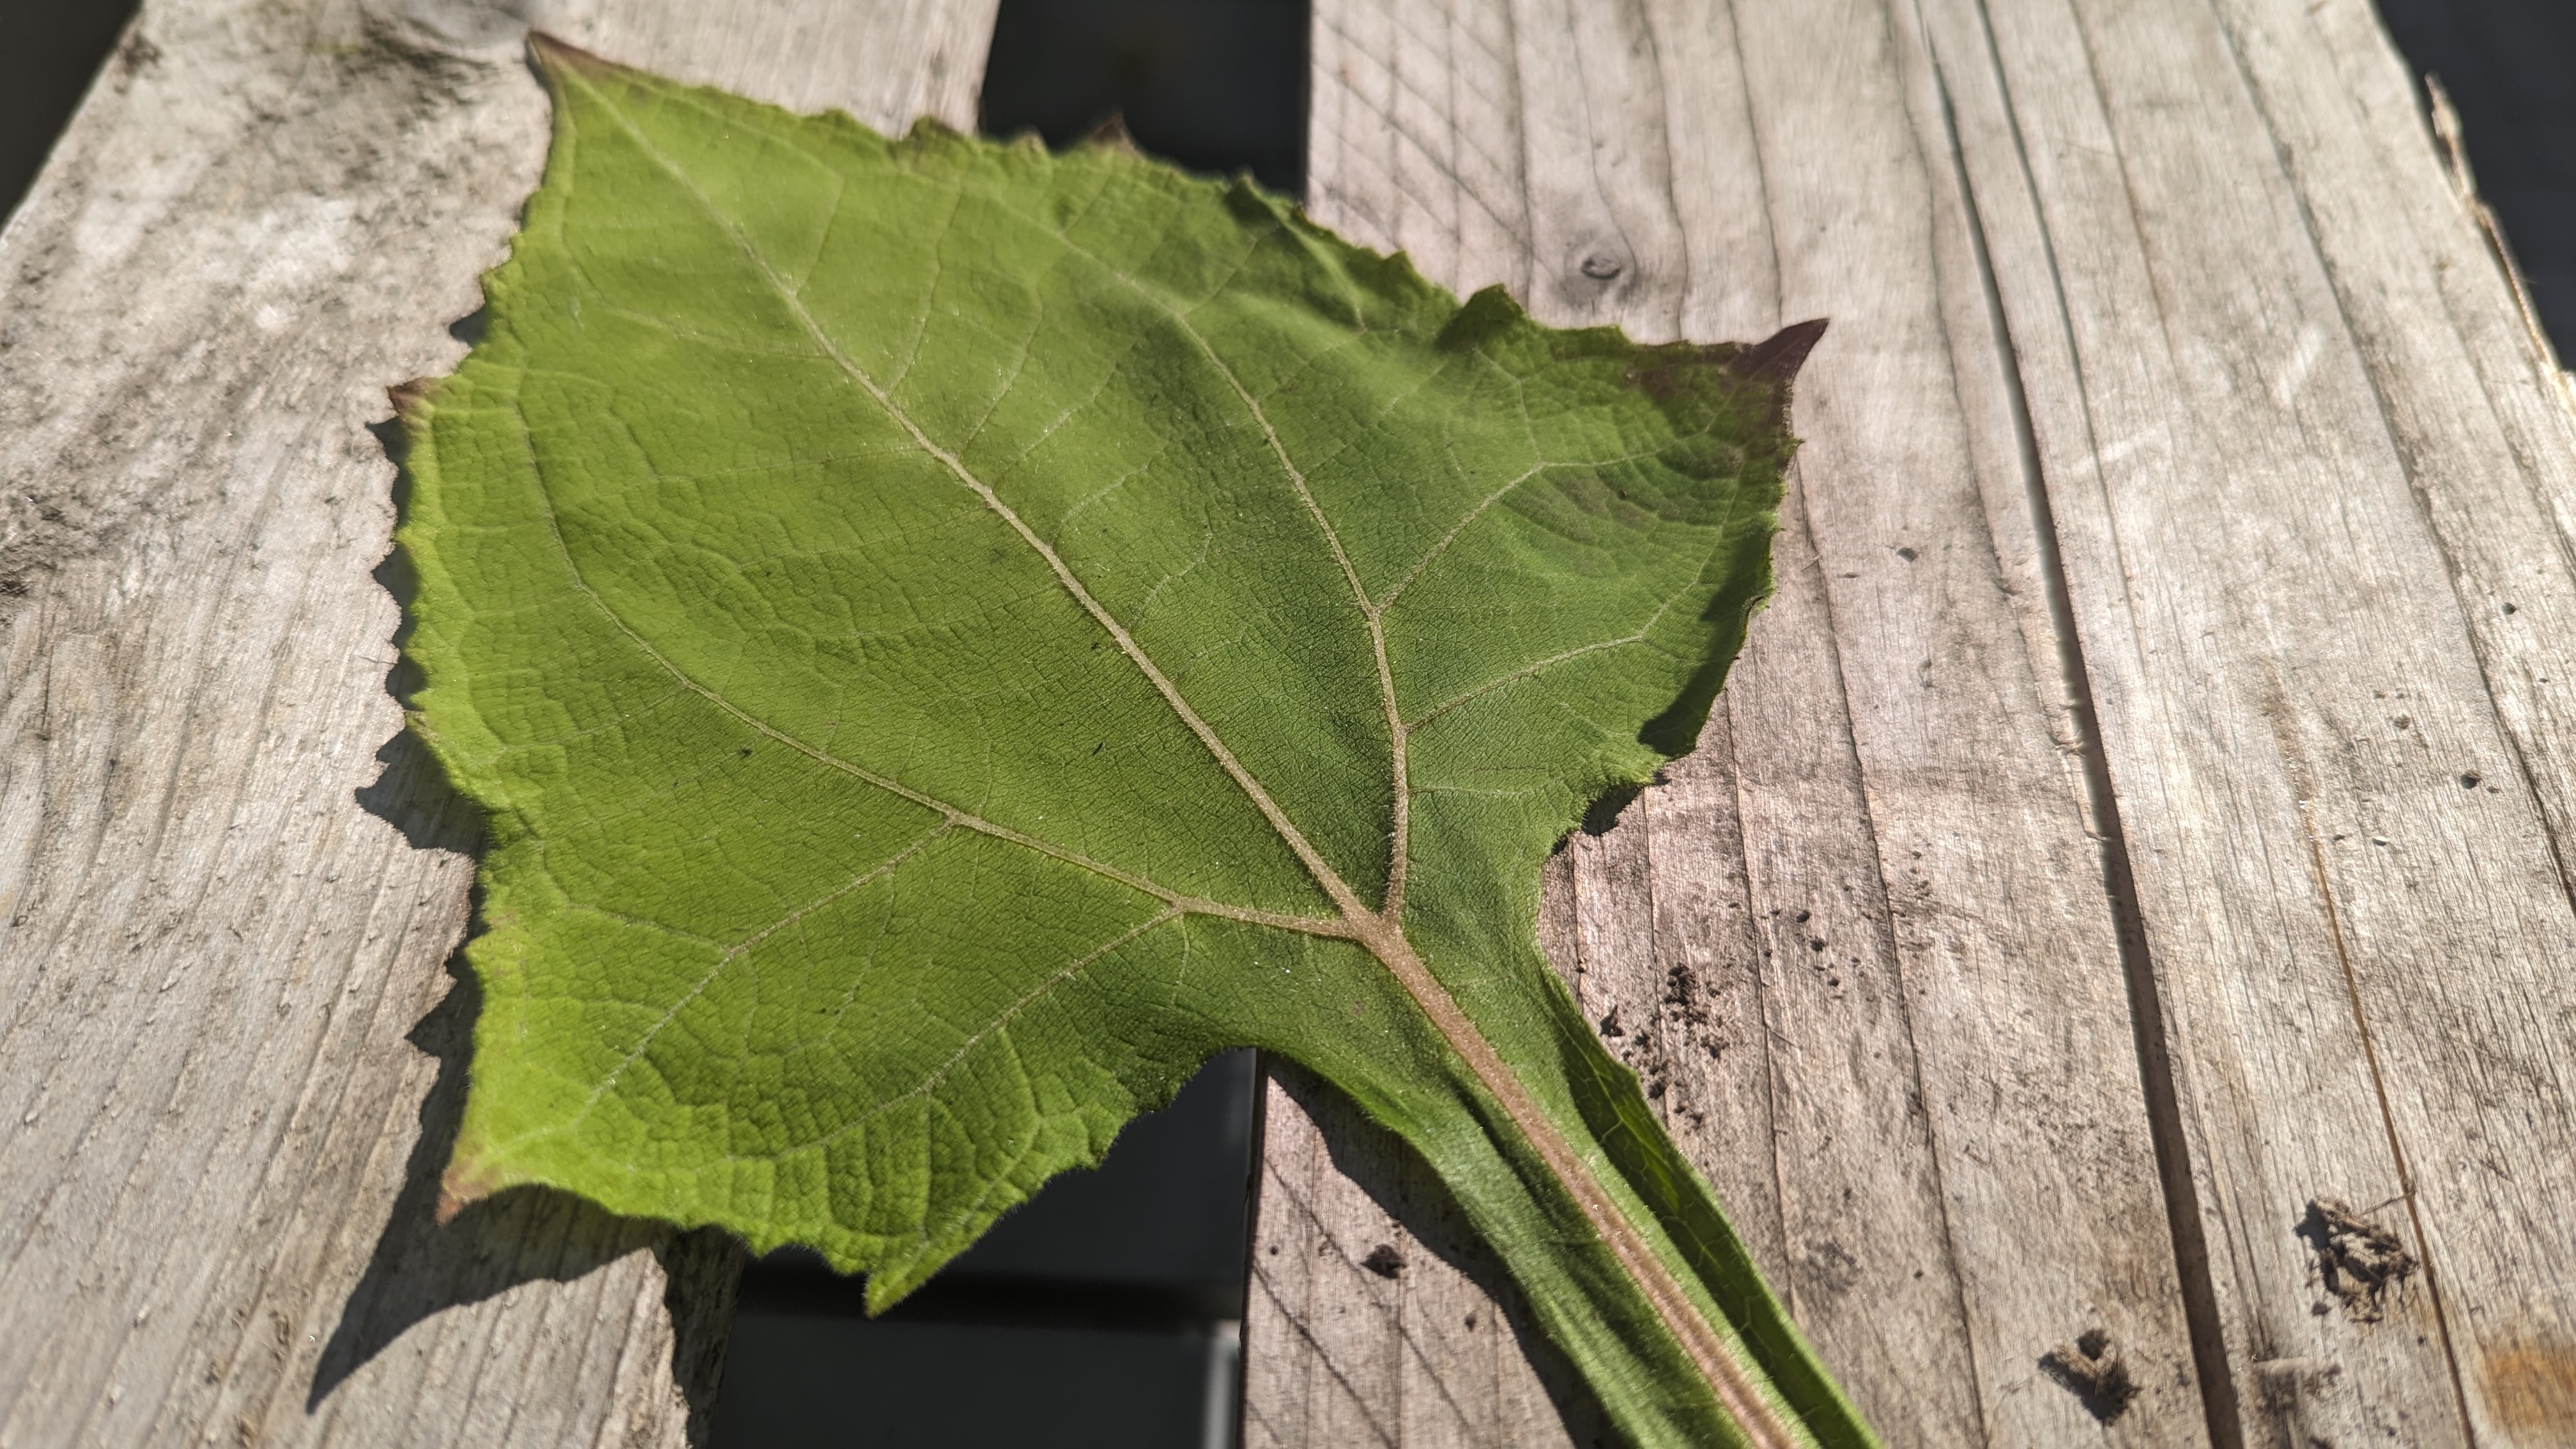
399;37;1868;1449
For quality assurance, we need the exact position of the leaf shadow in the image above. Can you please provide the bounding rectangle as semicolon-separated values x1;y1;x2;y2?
1262;1062;1620;1448
314;398;740;1436
303;934;739;1429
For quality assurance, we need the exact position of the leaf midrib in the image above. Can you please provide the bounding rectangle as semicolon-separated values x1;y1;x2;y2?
553;67;1801;1449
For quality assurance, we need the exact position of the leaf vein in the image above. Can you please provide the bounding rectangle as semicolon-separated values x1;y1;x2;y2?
788;907;1183;1158
572;822;954;1120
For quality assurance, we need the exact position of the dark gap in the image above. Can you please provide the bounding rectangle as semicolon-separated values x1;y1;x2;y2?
0;0;142;227
1231;1051;1272;1439
2374;0;2576;357
979;0;1307;196
714;1050;1259;1449
740;1263;1241;1333
1932;19;2247;1448
716;1306;1231;1449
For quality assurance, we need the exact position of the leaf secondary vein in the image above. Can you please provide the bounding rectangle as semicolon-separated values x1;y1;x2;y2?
574;821;956;1117
801;905;1184;1161
491;447;1354;1167
692;907;1190;1180
1039;226;1414;916
1161;304;1410;914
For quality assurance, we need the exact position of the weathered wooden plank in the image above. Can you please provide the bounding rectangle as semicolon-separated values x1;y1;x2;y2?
1717;3;2207;1441
1247;1;2207;1442
0;1;994;1444
1922;0;2576;1443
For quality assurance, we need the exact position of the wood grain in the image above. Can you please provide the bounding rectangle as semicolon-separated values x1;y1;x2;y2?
1924;0;2576;1443
1250;1;2207;1443
0;1;993;1444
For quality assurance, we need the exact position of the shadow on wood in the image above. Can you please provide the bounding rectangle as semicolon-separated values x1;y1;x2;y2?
313;530;744;1434
304;912;742;1434
1248;1061;1616;1449
303;882;747;1423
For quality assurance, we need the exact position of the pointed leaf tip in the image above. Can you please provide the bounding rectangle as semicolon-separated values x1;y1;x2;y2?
525;30;615;80
387;378;439;425
1727;317;1830;425
435;1128;505;1225
1080;112;1141;155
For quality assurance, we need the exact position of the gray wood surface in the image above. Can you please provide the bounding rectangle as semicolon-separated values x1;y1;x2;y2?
1933;0;2576;1442
1251;2;2204;1444
1250;0;2576;1445
0;1;992;1445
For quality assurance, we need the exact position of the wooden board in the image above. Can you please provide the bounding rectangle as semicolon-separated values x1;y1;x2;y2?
1249;0;2576;1445
1931;0;2576;1442
1249;1;2208;1444
0;1;993;1445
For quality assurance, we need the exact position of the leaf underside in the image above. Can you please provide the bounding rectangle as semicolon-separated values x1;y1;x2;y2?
400;37;1869;1449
